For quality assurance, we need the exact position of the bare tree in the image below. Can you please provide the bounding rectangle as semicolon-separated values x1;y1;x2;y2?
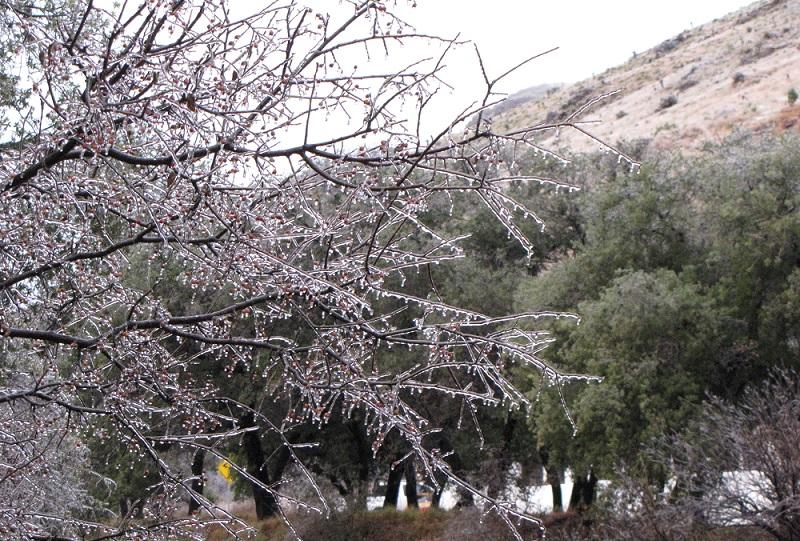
654;370;800;541
0;356;99;540
0;0;635;539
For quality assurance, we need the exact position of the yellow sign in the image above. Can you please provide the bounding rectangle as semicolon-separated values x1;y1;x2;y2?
217;460;234;484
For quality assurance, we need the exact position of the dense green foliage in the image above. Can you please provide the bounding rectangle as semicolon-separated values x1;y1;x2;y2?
515;134;800;485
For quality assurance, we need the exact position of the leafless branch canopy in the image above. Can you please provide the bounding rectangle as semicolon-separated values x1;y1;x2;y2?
0;1;635;539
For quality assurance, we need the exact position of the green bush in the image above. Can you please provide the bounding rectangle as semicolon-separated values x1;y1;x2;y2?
789;87;798;105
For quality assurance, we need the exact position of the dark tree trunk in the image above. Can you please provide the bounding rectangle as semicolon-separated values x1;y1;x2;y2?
383;462;404;508
432;485;444;508
430;432;473;508
488;411;517;499
581;469;597;508
431;472;447;509
539;448;562;513
404;458;418;509
422;430;454;508
455;486;475;508
349;418;374;510
568;470;597;512
549;468;563;512
188;448;206;514
272;442;292;484
568;473;586;511
240;412;279;519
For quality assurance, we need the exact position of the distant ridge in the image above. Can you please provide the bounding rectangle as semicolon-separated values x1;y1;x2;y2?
476;84;562;122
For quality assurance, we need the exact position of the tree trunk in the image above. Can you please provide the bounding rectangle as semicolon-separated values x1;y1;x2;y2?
349;418;374;510
383;462;404;509
487;411;517;499
432;433;473;508
539;448;562;513
271;442;292;486
548;468;563;512
432;472;447;509
431;432;454;509
568;473;585;511
188;448;206;514
404;458;418;509
568;470;597;512
581;469;597;508
240;412;279;519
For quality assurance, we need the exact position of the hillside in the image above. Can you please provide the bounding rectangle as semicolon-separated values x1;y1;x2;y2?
490;0;800;152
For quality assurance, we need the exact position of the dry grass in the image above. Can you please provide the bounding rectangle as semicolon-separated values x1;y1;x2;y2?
200;505;778;541
204;504;287;541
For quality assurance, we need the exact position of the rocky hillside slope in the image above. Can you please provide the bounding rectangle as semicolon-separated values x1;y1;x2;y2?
490;0;800;152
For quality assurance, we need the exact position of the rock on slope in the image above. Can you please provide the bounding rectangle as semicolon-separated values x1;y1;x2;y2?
490;0;800;153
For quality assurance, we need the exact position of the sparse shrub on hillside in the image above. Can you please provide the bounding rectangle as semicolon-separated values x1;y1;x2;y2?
654;32;687;57
559;86;596;117
789;87;798;105
657;95;678;111
740;42;776;65
733;72;746;85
